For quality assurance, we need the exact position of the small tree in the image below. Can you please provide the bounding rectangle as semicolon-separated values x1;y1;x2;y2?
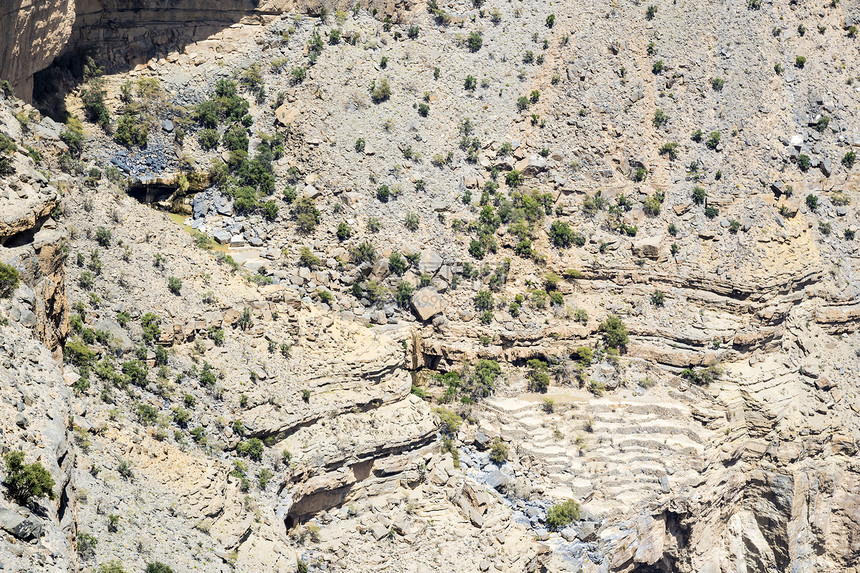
474;290;493;311
467;31;483;52
0;262;20;298
395;281;414;307
549;220;574;247
706;131;721;150
599;314;628;349
3;451;55;505
389;252;407;275
527;359;550;393
293;196;320;233
489;438;509;463
167;276;182;295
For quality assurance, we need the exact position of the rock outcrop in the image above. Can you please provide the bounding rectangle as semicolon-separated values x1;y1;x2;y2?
0;0;75;99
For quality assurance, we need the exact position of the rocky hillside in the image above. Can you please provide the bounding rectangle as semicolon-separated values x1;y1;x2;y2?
2;0;860;572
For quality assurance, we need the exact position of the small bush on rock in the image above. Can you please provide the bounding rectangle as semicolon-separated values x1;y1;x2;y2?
546;500;581;530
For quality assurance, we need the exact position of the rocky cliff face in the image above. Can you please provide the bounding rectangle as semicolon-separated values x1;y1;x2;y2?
0;95;74;572
2;0;416;101
0;0;75;100
0;98;68;356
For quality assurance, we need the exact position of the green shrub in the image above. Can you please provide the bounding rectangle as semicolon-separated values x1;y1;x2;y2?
123;360;148;386
293;196;320;233
376;184;391;202
418;102;430;116
351;241;376;264
433;407;462;435
651;290;665;306
599;314;628;349
261;200;279;221
198;129;219;150
78;532;98;560
405;212;419;231
196;362;216;387
546;500;581;530
549;220;574;247
653;109;668;127
467;31;483;52
146;563;174;573
194;100;220;128
464;75;477;91
474;290;493;311
711;77;725;91
797;154;811;172
572;346;593;366
795;56;806;68
645;5;657;19
290;66;307;85
115;113;148;147
389;252;407;275
659;142;679;160
298;247;321;269
806;194;819;211
692;186;706;205
652;60;664;74
3;451;55;504
506;170;523;187
370;78;391;103
489;438;509;463
842;151;856;168
172;407;191;427
336;222;352;241
0;262;20;298
223;124;249;152
80;78;110;128
167;276;182;294
236;438;264;461
395;281;415;307
527;359;550;393
190;426;206;445
137;403;158;425
60;119;84;158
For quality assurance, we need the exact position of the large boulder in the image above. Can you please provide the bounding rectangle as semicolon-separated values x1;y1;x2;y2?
418;250;443;275
275;104;299;126
631;235;666;260
411;287;443;321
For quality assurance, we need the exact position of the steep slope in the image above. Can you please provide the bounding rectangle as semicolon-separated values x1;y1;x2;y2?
3;0;860;572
